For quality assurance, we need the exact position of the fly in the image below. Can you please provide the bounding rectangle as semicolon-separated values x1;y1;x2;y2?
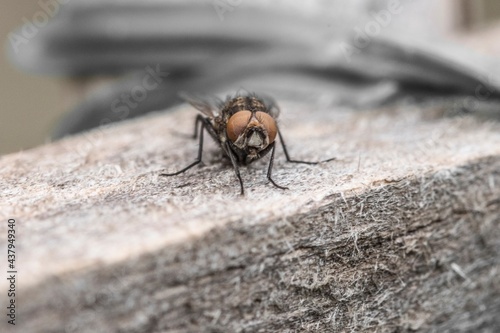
161;93;335;195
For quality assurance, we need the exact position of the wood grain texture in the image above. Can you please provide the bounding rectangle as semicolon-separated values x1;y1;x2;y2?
1;101;499;332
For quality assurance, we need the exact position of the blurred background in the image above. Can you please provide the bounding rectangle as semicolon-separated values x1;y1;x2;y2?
1;1;61;155
2;0;500;155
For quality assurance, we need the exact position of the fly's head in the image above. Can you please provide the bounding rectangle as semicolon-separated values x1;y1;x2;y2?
226;110;277;161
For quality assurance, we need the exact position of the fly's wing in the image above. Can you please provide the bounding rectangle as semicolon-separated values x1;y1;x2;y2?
178;91;222;118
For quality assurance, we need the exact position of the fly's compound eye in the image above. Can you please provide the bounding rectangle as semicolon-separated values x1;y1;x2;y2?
227;110;252;142
255;111;277;143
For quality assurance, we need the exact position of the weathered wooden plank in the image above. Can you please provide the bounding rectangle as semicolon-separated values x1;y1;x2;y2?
1;100;499;332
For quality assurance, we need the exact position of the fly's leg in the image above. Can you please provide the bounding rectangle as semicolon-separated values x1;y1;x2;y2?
225;142;245;195
278;129;335;164
161;115;208;176
191;114;204;139
266;142;288;190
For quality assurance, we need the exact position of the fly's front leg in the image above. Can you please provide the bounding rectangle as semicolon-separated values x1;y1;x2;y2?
266;142;288;190
161;115;208;176
278;129;335;164
225;142;245;195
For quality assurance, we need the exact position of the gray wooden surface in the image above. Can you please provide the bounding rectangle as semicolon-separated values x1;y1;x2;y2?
1;99;499;332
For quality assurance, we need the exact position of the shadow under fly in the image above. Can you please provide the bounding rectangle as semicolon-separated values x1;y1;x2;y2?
161;93;335;195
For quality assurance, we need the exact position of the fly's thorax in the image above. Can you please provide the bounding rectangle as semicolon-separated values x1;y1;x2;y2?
226;110;277;152
222;96;268;117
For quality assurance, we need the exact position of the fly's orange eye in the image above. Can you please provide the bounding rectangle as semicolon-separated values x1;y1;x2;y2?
227;110;252;142
256;111;277;143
